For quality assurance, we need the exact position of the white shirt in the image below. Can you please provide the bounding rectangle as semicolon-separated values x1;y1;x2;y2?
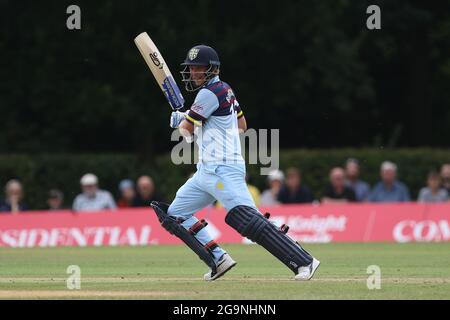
72;190;117;212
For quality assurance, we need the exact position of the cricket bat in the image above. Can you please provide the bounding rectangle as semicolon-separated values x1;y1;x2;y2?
134;32;185;110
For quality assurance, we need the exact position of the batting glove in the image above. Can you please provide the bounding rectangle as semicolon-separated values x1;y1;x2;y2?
169;111;186;128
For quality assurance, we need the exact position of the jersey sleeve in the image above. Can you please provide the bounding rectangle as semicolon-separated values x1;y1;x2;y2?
233;99;244;119
185;89;219;126
228;87;244;119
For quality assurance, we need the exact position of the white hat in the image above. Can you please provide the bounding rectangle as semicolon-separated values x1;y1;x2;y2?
268;169;285;182
381;161;397;172
80;173;98;186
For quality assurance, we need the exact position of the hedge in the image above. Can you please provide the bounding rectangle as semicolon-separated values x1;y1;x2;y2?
0;148;449;210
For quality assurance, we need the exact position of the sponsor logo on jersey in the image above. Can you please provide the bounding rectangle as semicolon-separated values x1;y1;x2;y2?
191;103;203;112
225;89;235;103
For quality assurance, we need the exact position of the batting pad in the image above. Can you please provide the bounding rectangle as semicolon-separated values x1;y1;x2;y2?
225;205;313;273
150;201;217;273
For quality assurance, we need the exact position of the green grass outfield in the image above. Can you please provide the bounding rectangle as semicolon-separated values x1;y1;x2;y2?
0;243;449;299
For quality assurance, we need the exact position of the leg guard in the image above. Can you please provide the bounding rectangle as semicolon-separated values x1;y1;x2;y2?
150;201;217;274
225;205;313;274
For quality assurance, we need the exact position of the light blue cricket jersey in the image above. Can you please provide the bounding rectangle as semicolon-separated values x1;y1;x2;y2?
185;76;245;165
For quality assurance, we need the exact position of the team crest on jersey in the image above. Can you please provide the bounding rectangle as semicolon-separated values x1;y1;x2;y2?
188;48;200;60
225;89;235;103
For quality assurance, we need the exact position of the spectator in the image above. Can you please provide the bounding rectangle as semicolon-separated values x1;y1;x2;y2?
277;168;314;204
260;169;284;206
117;179;136;208
368;161;411;202
47;189;64;210
72;173;117;212
440;164;450;194
345;158;370;201
418;171;449;202
0;179;28;213
322;167;356;203
133;175;164;207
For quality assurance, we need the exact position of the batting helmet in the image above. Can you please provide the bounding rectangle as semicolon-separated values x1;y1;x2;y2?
180;45;220;92
181;45;220;67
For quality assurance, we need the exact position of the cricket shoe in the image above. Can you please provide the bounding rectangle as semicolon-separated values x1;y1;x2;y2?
204;253;237;281
294;257;321;281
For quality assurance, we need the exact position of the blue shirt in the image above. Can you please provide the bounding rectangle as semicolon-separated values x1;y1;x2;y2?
0;200;28;212
368;181;411;203
346;180;370;201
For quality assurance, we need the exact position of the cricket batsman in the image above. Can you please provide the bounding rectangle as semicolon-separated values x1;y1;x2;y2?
151;45;320;281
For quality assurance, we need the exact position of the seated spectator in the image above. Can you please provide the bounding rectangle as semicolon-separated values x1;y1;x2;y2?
47;189;65;210
117;179;136;208
440;164;450;194
0;179;28;213
133;175;164;207
260;169;284;206
322;167;356;203
72;173;117;212
277;168;314;204
368;161;411;202
345;158;370;201
418;171;449;202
